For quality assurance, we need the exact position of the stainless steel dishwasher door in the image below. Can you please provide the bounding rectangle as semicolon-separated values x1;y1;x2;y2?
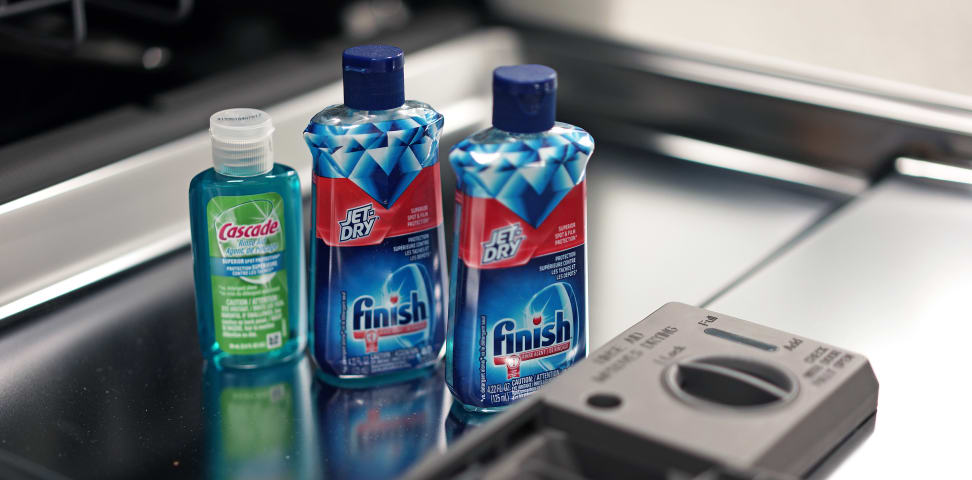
587;145;840;347
710;176;972;479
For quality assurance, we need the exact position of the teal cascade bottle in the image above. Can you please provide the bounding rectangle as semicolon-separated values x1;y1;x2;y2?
189;108;307;369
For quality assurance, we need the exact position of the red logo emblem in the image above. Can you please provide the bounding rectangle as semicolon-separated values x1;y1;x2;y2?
505;354;521;379
364;330;379;353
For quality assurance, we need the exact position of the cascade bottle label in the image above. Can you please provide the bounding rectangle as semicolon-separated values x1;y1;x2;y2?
207;193;289;354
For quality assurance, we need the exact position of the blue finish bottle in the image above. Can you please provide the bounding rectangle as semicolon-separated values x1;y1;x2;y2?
304;45;447;380
190;108;307;369
446;65;594;412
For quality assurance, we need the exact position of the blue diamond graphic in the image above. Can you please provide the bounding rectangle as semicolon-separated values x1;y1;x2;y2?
450;124;593;227
305;112;444;208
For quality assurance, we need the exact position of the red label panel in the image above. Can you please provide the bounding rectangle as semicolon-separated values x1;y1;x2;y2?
458;180;586;269
314;163;444;247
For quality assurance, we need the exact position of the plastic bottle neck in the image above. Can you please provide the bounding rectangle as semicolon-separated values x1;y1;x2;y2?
492;125;551;137
209;108;275;177
212;139;274;177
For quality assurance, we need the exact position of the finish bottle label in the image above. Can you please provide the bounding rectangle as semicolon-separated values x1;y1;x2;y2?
311;164;447;376
449;182;588;408
306;113;447;377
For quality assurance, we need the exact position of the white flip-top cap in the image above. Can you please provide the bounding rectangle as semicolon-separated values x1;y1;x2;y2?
209;108;274;176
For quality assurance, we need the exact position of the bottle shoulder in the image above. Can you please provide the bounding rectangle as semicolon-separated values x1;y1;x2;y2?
448;122;594;196
189;168;214;189
189;165;300;192
268;163;299;177
453;123;592;150
307;100;442;128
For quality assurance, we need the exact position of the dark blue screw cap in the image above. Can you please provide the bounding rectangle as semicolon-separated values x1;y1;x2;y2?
343;45;405;111
492;64;557;133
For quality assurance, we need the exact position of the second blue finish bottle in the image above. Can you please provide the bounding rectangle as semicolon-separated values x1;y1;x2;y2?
447;65;594;412
305;45;447;380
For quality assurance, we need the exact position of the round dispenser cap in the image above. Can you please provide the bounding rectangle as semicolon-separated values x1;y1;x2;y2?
209;108;275;177
492;64;557;133
343;45;405;111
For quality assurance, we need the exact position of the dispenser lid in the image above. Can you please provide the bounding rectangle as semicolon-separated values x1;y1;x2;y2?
342;45;406;111
492;64;558;134
209;108;275;177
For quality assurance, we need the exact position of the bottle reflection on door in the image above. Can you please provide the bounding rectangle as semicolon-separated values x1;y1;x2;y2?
315;366;446;479
203;357;317;479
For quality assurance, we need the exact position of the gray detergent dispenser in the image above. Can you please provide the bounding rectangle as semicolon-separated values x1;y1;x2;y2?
408;302;879;479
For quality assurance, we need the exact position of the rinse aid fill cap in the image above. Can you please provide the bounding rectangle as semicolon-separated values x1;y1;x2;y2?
209;108;275;177
342;44;405;111
492;64;557;133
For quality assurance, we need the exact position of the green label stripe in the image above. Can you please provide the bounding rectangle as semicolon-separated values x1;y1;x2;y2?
207;193;288;355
